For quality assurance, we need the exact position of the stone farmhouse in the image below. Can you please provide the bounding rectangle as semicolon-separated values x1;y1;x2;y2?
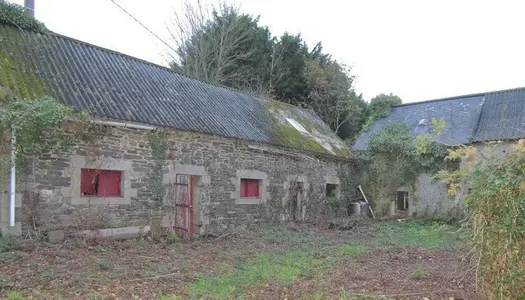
0;24;353;237
353;87;525;218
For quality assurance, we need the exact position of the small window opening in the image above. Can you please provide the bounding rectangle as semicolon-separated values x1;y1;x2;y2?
326;184;339;198
396;191;409;211
81;168;122;197
240;178;261;198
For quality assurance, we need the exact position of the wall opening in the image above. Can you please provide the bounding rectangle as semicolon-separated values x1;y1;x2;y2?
325;183;339;198
81;168;123;197
240;178;261;198
168;174;202;240
396;191;409;211
289;181;305;221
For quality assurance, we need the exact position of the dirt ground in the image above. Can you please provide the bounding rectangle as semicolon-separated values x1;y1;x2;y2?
0;221;479;300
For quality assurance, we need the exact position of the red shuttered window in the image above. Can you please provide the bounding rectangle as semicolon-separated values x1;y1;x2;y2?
80;169;122;197
240;179;260;198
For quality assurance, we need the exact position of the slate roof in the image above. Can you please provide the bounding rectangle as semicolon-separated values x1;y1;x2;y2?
352;95;485;151
472;88;525;142
0;25;350;158
353;87;525;151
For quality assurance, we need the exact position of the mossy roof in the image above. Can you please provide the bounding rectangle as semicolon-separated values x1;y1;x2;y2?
0;24;351;158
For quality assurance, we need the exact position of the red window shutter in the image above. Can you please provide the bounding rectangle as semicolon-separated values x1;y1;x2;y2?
97;170;122;197
240;179;247;197
240;179;260;198
80;169;98;195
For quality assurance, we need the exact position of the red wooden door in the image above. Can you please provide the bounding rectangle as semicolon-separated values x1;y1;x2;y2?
174;174;194;240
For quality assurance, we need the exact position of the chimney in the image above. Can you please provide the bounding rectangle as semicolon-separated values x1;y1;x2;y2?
24;0;35;18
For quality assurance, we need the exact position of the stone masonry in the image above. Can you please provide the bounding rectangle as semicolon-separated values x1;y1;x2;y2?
16;125;352;235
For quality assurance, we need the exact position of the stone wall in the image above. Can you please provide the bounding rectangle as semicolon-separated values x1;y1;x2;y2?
388;141;519;219
14;125;352;234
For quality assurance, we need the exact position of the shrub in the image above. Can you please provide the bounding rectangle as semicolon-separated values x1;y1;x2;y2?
466;142;525;299
0;234;14;252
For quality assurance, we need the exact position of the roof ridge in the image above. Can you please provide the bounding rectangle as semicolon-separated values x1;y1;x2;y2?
47;29;306;111
394;86;525;108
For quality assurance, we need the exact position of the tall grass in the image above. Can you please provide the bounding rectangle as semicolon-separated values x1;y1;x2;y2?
467;146;525;299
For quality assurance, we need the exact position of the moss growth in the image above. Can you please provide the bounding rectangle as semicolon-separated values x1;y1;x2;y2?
274;122;327;153
0;26;49;101
263;99;351;157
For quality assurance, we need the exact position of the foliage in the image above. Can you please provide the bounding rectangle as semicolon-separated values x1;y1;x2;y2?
149;130;168;202
168;1;365;140
166;232;182;245
6;290;24;300
96;258;112;270
455;142;525;299
0;97;88;159
0;234;13;252
303;58;364;136
434;140;525;299
409;267;427;279
0;0;47;33
188;243;367;299
380;221;461;250
363;121;451;215
361;93;402;131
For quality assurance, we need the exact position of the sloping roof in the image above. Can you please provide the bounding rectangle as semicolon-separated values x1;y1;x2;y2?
472;88;525;142
0;25;350;158
352;94;485;151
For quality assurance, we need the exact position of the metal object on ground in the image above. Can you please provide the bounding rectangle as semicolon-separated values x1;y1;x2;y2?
348;200;373;218
358;185;375;219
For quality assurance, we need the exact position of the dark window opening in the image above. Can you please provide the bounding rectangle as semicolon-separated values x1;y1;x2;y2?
81;169;122;197
396;191;409;211
326;184;339;198
240;178;261;198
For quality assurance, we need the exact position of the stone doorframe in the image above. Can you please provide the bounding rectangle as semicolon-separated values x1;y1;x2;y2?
281;175;309;222
163;163;211;235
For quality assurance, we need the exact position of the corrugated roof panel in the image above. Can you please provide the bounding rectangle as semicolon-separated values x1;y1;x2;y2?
0;25;350;157
473;88;525;142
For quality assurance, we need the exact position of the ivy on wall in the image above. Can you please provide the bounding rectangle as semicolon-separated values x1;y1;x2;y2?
0;1;47;33
0;97;90;171
361;119;453;215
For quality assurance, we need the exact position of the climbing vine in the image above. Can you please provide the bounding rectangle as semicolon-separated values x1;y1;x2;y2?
149;130;168;202
0;1;47;33
361;119;452;215
0;97;90;171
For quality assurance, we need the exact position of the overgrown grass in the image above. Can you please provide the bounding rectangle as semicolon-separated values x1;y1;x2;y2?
379;221;462;249
187;243;367;299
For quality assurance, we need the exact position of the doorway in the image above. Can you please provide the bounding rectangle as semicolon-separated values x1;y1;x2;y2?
171;174;201;240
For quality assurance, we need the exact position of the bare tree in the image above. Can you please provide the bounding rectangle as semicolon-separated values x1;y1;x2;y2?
167;1;257;88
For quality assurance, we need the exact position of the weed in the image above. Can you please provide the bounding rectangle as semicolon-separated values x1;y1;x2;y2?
0;251;21;264
380;221;459;249
159;295;182;300
166;232;182;245
38;269;56;283
6;290;24;300
409;267;427;280
334;244;368;258
96;258;112;270
108;271;122;280
189;243;369;299
0;234;14;252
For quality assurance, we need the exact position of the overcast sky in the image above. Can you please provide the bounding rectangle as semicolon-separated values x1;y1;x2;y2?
9;0;525;102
